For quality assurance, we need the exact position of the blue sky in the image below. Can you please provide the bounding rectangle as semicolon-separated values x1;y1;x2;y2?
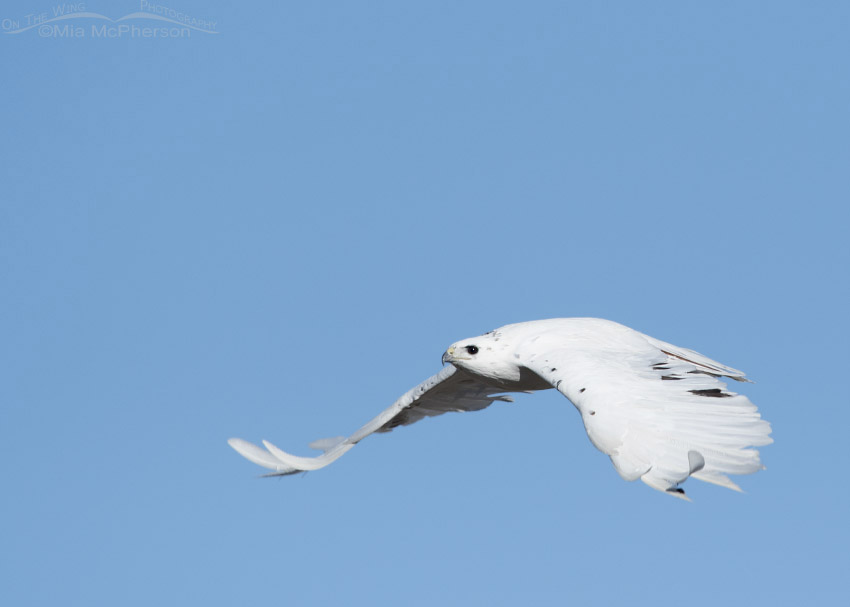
2;1;848;605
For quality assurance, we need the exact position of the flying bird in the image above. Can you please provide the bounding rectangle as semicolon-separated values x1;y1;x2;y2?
229;318;772;499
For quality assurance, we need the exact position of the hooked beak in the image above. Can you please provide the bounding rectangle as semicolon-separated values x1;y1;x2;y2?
441;346;455;365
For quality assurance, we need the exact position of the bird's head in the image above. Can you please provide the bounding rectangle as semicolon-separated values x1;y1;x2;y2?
442;330;522;383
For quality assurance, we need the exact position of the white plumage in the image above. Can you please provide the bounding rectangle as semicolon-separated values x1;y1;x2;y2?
229;318;772;499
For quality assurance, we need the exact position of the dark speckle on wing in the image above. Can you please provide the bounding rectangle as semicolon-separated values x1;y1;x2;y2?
688;369;722;378
689;388;732;398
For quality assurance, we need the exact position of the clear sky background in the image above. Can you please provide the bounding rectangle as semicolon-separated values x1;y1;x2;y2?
2;2;848;605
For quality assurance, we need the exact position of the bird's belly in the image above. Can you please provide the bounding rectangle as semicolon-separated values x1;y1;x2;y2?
471;366;553;392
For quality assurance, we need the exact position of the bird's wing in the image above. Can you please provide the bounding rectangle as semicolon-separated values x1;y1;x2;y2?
228;365;513;476
521;331;772;500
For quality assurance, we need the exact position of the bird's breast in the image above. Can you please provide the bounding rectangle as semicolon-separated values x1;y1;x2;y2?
463;365;553;392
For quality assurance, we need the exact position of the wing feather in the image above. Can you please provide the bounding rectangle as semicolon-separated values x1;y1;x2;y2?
520;322;772;498
228;365;512;475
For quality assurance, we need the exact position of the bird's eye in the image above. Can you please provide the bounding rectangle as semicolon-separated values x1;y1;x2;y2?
465;346;479;355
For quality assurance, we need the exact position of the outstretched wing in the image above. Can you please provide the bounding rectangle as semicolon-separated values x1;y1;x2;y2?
228;365;513;476
521;326;772;499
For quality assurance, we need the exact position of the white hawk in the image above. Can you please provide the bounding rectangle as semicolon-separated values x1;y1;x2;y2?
229;318;772;499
